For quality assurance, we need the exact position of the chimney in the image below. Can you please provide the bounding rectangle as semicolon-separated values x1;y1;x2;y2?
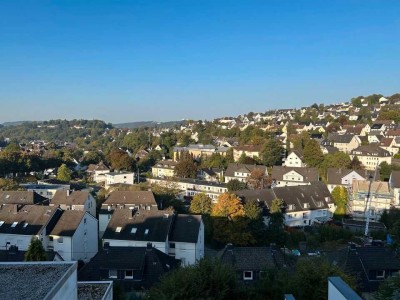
146;242;153;251
227;243;234;252
13;204;19;214
103;242;110;251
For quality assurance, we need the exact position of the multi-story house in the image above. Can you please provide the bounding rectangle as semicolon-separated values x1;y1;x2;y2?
86;161;110;183
224;163;268;183
350;180;394;220
271;166;319;187
233;145;262;161
50;190;96;217
102;210;204;265
326;168;373;192
147;178;228;202
350;145;392;170
105;172;135;188
99;191;158;238
151;160;178;178
328;134;361;153
283;151;306;167
389;171;400;206
48;210;98;262
0;191;49;206
173;144;229;161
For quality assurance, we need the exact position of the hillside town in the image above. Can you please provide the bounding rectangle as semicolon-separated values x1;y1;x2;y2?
1;93;400;299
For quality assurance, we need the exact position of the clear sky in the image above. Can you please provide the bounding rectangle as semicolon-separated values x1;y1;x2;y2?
1;1;400;123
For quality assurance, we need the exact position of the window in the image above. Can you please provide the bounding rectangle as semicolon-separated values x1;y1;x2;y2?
49;236;53;241
131;227;137;234
0;221;4;227
23;223;28;228
58;237;64;243
243;271;253;280
144;229;149;235
125;270;133;279
109;270;117;279
170;242;175;249
11;222;18;228
376;270;385;279
84;218;86;224
116;227;122;233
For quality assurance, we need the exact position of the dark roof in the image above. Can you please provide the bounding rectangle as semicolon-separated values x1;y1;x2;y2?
103;191;157;206
326;168;374;185
169;214;202;243
78;245;179;290
0;247;62;262
87;161;109;172
218;245;276;271
390;170;400;188
342;219;386;230
103;209;174;242
350;145;391;157
0;205;59;235
51;190;90;206
50;210;85;237
271;166;319;182
225;163;268;177
328;134;356;144
0;191;49;205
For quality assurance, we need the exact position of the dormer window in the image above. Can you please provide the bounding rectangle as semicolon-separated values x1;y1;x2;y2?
376;270;385;279
303;203;309;209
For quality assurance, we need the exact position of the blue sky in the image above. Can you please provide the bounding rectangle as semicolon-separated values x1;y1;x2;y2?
1;1;400;123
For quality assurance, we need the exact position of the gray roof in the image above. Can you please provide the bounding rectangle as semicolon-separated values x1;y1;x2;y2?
0;262;76;300
103;191;157;206
225;163;268;177
328;133;356;144
103;209;174;242
218;245;276;271
50;210;85;237
0;191;48;205
326;168;374;185
169;214;202;243
351;145;391;157
271;166;319;182
51;190;90;206
390;170;400;188
0;205;60;235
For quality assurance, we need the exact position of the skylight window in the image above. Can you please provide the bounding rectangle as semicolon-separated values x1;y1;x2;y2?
0;221;4;227
144;229;149;235
11;222;18;228
115;227;122;233
131;227;137;234
23;223;28;228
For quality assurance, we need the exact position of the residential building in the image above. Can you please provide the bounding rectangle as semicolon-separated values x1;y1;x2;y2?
173;144;229;161
326;168;373;192
0;190;49;206
237;182;335;227
19;182;70;199
103;209;204;265
218;244;280;283
379;137;399;156
271;166;319;187
105;172;135;188
147;177;228;202
197;168;224;183
151;160;178;178
350;180;394;220
328;134;361;153
50;190;96;217
283;150;306;167
168;214;204;265
49;210;98;262
350;145;392;170
78;244;179;292
86;161;110;183
0;205;62;251
99;191;158;237
224;163;268;183
389;171;400;206
328;277;362;300
233;145;262;161
0;245;64;262
0;262;113;300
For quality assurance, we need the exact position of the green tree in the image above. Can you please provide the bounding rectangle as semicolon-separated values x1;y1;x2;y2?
268;198;285;229
147;259;238;300
227;179;246;192
303;139;324;168
25;237;47;261
379;162;392;181
57;163;71;182
175;156;198;179
376;273;400;300
331;186;349;218
107;149;135;171
190;193;212;214
260;139;284;167
244;199;262;220
349;156;363;170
